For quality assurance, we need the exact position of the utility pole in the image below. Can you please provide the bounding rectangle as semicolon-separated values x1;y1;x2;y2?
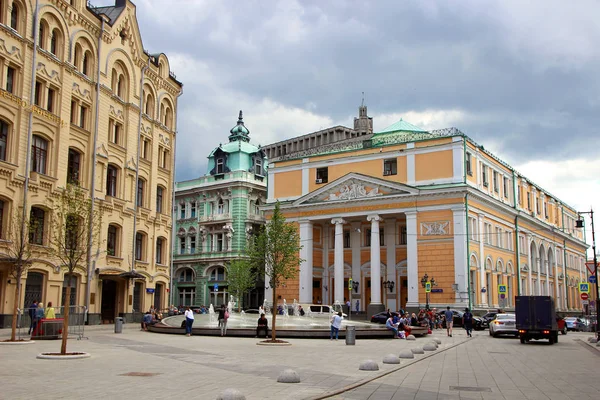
576;209;599;339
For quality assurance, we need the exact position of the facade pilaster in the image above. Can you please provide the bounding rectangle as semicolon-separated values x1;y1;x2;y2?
478;215;487;305
406;211;419;308
527;234;533;296
367;215;382;306
452;208;468;308
385;218;396;310
298;220;313;303
331;218;345;304
351;221;362;309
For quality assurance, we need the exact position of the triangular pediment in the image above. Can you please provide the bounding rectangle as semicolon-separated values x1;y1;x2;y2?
293;173;419;206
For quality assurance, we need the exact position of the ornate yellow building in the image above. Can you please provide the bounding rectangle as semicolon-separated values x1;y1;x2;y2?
264;107;588;314
0;0;182;326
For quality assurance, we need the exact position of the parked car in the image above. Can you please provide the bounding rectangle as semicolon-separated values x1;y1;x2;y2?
370;311;391;324
489;313;518;337
304;304;347;318
481;312;499;329
243;309;260;315
564;317;586;331
437;310;484;330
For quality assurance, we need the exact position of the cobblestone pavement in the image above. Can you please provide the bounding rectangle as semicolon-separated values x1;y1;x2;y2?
1;325;598;400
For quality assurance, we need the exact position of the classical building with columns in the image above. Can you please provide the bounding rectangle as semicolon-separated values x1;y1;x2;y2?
263;106;589;314
173;112;267;309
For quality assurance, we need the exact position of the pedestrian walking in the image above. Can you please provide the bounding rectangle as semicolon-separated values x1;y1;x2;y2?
184;306;194;336
218;304;229;336
444;306;454;337
28;300;38;335
463;308;473;337
330;311;343;340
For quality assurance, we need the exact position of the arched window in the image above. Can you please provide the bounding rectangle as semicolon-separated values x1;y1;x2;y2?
74;44;82;70
106;164;118;197
82;52;89;76
165;107;172;129
145;93;154;117
135;231;146;261
117;75;123;98
38;20;47;49
178;268;194;283
24;272;44;308
31;135;48;174
10;3;19;31
107;224;120;257
67;148;81;185
29;207;45;245
50;28;61;58
209;267;226;281
156;237;165;264
0;119;9;161
217;198;224;214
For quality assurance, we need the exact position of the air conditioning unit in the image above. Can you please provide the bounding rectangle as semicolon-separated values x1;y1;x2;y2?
315;178;323;184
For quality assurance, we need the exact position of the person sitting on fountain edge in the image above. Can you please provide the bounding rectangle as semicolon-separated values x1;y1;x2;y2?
256;313;269;338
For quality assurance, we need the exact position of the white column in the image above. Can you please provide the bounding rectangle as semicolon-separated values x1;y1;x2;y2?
562;249;567;309
385;218;396;310
554;249;560;309
544;260;550;296
331;218;345;304
527;235;533;295
453;208;468;308
299;220;313;303
406;211;419;307
479;215;487;305
536;254;541;295
367;214;382;306
322;226;329;305
351;222;361;309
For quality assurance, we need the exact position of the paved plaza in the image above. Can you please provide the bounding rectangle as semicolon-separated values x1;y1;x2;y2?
1;324;599;400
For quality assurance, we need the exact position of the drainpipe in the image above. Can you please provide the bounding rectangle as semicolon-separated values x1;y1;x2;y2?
563;240;568;309
513;171;521;295
84;17;105;321
169;86;184;307
19;0;40;307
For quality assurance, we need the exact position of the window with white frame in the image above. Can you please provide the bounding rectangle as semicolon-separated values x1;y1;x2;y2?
495;226;503;248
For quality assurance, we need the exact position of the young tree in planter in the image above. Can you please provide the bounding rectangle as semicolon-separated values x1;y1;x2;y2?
246;202;303;342
0;212;34;341
49;184;102;354
226;258;258;312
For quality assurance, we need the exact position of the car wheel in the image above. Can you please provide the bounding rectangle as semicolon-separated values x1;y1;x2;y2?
489;329;493;336
561;327;567;335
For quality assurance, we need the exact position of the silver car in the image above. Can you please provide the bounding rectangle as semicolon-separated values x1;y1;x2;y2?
489;313;518;337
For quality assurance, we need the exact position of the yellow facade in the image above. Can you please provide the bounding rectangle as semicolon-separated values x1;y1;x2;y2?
0;0;181;327
265;120;588;314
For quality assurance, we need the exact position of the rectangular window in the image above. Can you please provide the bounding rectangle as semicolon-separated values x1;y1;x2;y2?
0;199;4;239
502;177;509;198
67;148;80;185
156;238;163;264
179;237;186;254
254;157;262;175
136;179;144;207
527;192;531;210
107;226;117;257
316;167;328;183
190;236;196;253
466;152;472;175
495;227;503;248
109;120;122;145
180;203;186;219
217;234;223;251
544;202;548;219
399;226;407;245
482;165;488;187
6;66;15;93
141;138;150;160
106;166;117;197
536;197;540;214
31;135;48;174
135;233;143;261
70;100;77;124
0;120;8;161
29;207;45;245
34;81;42;107
191;202;196;218
216;158;224;174
383;159;397;176
79;105;87;129
47;87;55;113
343;230;350;248
493;171;499;193
156;186;163;213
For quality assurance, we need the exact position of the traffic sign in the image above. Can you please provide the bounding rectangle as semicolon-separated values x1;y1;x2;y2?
214;284;219;292
582;299;589;306
500;293;506;299
498;284;507;294
579;283;589;293
425;282;431;293
589;275;597;284
581;293;589;301
585;262;597;275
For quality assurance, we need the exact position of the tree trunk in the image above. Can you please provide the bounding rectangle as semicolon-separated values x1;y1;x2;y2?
60;285;71;354
10;275;21;341
271;286;277;341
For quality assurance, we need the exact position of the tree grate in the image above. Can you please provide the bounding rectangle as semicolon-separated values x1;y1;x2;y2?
449;386;492;392
119;372;161;377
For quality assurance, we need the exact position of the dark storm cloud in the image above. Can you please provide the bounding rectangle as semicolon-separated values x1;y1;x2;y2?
120;0;600;181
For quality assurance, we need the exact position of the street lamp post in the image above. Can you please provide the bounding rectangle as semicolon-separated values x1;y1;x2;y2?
576;209;599;339
420;274;437;310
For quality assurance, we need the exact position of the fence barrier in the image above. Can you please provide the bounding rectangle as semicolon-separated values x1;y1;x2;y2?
17;305;87;341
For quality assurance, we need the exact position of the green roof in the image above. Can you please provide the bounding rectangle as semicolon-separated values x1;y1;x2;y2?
208;140;260;157
378;118;428;134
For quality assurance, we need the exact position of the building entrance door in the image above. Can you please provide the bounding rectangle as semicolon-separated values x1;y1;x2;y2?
101;279;117;324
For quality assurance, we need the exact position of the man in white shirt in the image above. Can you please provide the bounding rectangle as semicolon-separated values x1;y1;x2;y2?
330;312;343;340
184;307;195;337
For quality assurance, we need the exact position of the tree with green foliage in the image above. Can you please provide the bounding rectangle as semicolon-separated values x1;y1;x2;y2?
48;184;102;354
246;202;303;342
0;211;34;342
226;258;258;312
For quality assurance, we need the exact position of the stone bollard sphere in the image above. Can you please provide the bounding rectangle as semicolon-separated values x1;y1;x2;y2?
432;338;442;344
383;354;400;364
411;347;425;354
359;360;379;371
423;343;437;351
277;369;301;383
406;335;416;340
216;389;246;400
399;350;415;359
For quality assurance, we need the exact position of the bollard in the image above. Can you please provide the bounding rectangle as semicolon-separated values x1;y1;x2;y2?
346;325;356;345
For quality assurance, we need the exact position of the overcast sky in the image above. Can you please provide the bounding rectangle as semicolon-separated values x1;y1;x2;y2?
107;0;599;253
